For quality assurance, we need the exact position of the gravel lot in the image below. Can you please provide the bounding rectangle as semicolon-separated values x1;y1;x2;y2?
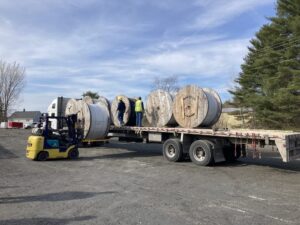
0;129;300;225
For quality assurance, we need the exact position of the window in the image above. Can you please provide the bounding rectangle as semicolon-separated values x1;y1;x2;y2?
52;103;56;109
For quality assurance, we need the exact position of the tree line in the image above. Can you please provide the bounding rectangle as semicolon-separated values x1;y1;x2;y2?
230;0;300;130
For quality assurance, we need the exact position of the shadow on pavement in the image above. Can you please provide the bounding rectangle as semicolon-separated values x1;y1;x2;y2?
79;142;162;161
0;143;18;159
172;156;300;172
79;151;162;161
214;157;300;172
80;141;300;171
0;216;96;225
0;191;117;204
105;142;162;152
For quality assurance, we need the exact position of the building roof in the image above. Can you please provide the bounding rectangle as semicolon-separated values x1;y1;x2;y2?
9;111;41;119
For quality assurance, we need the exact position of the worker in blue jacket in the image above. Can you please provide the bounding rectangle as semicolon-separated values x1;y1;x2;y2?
135;97;144;127
117;96;126;126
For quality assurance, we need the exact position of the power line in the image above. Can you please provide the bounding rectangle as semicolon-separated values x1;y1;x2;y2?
218;36;300;77
248;35;300;54
240;40;300;70
247;39;300;58
241;57;299;72
245;43;300;62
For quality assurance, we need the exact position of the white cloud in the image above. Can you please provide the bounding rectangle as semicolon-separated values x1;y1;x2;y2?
0;0;274;111
138;38;249;76
191;0;274;29
4;34;250;111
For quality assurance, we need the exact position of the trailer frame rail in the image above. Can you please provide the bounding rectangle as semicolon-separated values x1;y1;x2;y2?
109;126;300;163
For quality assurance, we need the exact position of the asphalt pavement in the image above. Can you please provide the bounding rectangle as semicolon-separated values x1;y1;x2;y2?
0;129;299;225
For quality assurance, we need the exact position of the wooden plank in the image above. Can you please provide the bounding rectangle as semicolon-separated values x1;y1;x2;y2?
110;126;300;140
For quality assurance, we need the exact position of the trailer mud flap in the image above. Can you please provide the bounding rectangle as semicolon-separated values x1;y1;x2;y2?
213;140;226;163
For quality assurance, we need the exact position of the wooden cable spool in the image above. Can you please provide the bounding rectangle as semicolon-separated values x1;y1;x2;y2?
173;85;222;128
82;95;112;124
94;96;112;125
65;98;110;139
110;95;136;126
82;96;94;104
95;96;110;109
145;89;176;127
202;88;222;126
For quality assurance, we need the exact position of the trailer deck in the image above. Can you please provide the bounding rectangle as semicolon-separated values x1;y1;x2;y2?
109;126;300;163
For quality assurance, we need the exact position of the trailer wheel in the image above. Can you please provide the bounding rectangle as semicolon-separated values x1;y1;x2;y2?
163;139;183;162
37;151;49;161
68;148;79;159
189;140;214;166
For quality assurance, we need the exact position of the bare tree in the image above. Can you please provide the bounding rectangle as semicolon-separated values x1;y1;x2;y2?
153;75;179;94
0;60;26;121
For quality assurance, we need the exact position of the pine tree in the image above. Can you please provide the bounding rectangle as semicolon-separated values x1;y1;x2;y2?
82;91;99;99
230;0;300;130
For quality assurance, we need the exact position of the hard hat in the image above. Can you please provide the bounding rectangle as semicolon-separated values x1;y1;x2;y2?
117;96;122;101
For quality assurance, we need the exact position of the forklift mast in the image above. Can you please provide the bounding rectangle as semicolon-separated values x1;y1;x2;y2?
39;114;81;144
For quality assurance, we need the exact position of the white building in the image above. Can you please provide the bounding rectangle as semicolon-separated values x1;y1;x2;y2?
8;110;41;127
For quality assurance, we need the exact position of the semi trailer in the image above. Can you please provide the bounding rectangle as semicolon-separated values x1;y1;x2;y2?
41;96;300;165
107;126;300;166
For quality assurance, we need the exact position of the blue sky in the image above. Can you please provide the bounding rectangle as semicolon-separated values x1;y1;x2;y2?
0;0;276;112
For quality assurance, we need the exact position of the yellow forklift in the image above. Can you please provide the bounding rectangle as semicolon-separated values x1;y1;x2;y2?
26;114;82;161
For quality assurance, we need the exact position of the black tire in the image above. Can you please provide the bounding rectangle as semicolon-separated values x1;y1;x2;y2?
37;151;49;161
189;140;214;166
163;139;183;162
68;148;79;159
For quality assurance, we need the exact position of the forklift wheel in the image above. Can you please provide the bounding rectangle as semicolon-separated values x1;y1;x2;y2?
68;148;79;159
37;151;49;161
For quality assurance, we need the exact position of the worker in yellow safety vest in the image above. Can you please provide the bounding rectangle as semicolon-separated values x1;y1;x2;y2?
135;97;144;127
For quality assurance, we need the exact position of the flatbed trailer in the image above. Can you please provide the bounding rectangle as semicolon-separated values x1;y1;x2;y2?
108;126;300;166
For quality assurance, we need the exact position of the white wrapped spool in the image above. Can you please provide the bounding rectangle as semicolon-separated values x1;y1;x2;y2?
65;99;110;139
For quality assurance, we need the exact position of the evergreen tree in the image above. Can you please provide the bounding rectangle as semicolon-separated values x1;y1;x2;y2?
82;91;99;99
230;0;300;129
